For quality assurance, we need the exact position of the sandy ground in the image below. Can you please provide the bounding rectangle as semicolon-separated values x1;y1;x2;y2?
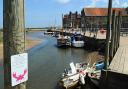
26;39;41;50
0;44;3;62
120;36;128;46
0;39;41;62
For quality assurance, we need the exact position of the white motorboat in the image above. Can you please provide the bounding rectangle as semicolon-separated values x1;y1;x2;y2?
72;40;84;48
71;33;84;48
59;62;87;89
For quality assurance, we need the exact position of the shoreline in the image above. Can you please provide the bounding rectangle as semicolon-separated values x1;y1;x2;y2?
26;39;42;50
0;39;42;63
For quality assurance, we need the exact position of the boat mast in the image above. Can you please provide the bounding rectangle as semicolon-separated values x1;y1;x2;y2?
62;14;64;39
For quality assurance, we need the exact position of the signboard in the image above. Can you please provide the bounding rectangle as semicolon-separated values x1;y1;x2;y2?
11;53;28;86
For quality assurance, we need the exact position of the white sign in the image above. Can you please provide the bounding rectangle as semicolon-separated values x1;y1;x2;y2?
11;53;28;86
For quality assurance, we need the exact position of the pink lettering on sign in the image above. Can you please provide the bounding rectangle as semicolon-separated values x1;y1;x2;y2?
12;69;27;81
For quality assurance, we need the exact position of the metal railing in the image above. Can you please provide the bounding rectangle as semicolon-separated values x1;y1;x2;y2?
120;28;128;36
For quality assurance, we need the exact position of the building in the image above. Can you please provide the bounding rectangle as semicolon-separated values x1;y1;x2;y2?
81;8;128;32
63;11;81;29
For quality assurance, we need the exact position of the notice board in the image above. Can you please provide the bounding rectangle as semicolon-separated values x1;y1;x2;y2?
11;53;28;86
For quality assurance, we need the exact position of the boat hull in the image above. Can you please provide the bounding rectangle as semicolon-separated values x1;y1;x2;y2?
59;74;79;89
59;80;78;89
57;37;71;47
72;41;84;48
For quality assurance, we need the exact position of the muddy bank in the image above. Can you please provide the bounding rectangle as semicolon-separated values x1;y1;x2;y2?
86;51;104;67
0;39;42;62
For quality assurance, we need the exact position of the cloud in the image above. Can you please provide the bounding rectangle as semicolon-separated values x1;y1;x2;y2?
86;0;107;7
86;0;97;7
121;2;128;7
113;0;120;7
113;0;128;7
56;0;70;4
86;0;128;8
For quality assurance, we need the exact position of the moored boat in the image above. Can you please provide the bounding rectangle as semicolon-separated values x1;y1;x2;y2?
57;35;71;47
59;60;104;89
59;62;87;89
71;33;84;48
59;73;79;89
57;27;71;47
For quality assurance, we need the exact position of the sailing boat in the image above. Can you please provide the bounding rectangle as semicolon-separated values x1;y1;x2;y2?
57;14;71;47
57;28;71;47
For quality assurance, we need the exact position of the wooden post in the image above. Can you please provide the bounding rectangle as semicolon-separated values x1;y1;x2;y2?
95;21;98;38
104;0;112;69
114;15;118;54
117;11;121;48
3;0;26;89
84;17;87;35
110;10;116;62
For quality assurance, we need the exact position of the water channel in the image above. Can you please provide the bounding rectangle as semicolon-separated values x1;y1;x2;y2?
0;31;92;89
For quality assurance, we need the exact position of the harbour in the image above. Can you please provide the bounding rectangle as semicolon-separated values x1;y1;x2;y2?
1;0;128;89
27;32;102;89
0;28;127;89
0;31;102;89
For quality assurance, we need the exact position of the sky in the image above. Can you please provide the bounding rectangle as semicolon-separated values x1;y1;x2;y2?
0;0;128;28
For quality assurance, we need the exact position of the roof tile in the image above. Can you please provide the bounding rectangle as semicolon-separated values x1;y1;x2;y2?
84;8;125;16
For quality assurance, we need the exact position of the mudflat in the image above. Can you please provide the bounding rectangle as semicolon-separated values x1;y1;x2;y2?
0;39;42;62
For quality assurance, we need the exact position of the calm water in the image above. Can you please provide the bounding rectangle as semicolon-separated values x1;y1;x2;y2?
0;32;90;89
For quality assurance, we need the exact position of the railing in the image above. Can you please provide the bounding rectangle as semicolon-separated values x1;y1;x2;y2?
120;28;128;36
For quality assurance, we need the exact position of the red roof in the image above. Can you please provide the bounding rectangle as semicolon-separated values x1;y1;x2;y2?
84;8;125;16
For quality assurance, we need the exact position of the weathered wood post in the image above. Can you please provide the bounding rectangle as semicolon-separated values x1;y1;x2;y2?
3;0;26;89
114;15;118;54
104;0;112;69
109;10;116;63
117;11;121;48
95;21;99;38
84;17;87;35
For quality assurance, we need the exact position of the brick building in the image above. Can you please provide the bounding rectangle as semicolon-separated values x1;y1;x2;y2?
81;8;128;32
63;11;81;29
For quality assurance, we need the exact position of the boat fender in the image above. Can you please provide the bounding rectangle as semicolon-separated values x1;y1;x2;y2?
96;62;104;70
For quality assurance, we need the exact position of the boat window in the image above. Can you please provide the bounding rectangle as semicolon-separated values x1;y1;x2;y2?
75;36;83;41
